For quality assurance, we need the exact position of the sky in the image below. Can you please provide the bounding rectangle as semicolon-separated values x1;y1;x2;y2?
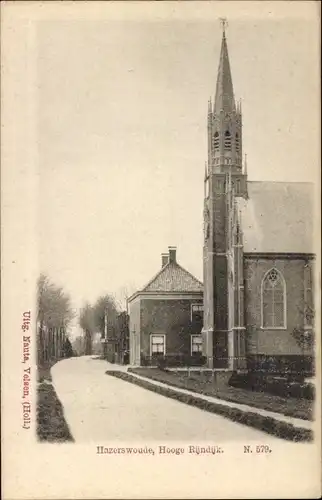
36;3;319;334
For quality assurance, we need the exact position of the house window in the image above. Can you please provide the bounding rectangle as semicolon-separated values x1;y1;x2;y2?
191;335;203;354
191;304;203;322
261;268;286;329
213;131;219;151
150;334;165;355
224;130;231;150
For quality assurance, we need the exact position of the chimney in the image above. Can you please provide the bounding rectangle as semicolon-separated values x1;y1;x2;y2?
161;253;169;268
168;246;177;264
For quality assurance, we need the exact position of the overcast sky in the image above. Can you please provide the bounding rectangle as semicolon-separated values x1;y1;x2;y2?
36;3;319;332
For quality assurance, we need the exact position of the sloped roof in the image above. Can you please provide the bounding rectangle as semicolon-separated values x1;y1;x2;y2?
141;262;203;293
236;181;314;254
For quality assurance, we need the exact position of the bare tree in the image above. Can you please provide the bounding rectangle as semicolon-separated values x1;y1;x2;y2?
93;294;119;337
72;335;86;356
79;303;96;355
37;273;75;364
37;274;75;327
117;284;136;313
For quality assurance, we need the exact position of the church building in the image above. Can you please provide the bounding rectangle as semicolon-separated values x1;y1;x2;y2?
202;25;315;372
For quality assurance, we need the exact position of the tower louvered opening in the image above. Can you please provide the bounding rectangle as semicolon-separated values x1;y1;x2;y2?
213;131;220;151
236;132;240;152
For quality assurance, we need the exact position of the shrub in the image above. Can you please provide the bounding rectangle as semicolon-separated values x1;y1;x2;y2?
157;356;167;371
140;353;206;368
229;372;315;401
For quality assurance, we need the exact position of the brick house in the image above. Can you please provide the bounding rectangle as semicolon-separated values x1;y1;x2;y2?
128;247;204;366
202;27;315;373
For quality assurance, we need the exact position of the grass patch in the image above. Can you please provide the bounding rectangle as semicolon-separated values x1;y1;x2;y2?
37;362;54;384
106;370;312;442
37;361;74;442
128;368;313;421
37;382;74;442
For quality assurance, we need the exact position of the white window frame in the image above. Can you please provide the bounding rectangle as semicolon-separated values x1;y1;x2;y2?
191;334;203;354
191;303;204;322
261;268;287;330
150;334;166;356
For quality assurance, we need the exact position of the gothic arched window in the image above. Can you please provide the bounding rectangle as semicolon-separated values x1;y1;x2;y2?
261;268;286;329
224;130;231;150
213;131;219;151
236;133;240;152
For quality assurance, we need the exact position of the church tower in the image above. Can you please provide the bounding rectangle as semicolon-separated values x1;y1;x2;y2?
202;21;247;370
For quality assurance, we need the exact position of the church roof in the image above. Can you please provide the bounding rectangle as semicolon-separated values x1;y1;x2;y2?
142;262;203;293
214;30;236;114
237;181;314;254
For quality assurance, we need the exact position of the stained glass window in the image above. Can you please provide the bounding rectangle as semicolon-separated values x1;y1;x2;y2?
261;269;286;328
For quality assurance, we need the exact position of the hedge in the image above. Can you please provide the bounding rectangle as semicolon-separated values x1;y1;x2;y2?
106;371;313;442
229;372;315;401
140;353;206;368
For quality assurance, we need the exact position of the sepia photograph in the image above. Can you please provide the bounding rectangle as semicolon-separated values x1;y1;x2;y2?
1;1;321;498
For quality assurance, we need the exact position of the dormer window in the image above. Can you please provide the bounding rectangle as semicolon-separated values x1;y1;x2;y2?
224;130;231;150
213;131;219;151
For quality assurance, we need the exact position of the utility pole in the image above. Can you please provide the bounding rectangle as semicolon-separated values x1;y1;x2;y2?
103;308;108;360
131;327;136;365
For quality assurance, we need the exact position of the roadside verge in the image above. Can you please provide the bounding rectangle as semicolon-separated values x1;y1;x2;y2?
106;370;313;442
37;363;74;443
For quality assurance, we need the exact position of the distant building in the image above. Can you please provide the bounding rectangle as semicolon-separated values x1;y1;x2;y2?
100;312;129;364
128;247;203;366
202;27;315;373
115;311;129;364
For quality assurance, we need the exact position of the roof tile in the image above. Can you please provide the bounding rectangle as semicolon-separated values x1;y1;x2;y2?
142;262;203;293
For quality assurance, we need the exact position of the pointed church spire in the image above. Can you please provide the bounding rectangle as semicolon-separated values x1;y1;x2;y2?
214;19;236;114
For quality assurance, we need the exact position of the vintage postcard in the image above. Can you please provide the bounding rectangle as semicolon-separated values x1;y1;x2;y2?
1;1;321;498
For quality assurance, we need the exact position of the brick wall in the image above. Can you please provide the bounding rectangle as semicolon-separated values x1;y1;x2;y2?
214;255;228;332
140;298;203;358
244;257;313;356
